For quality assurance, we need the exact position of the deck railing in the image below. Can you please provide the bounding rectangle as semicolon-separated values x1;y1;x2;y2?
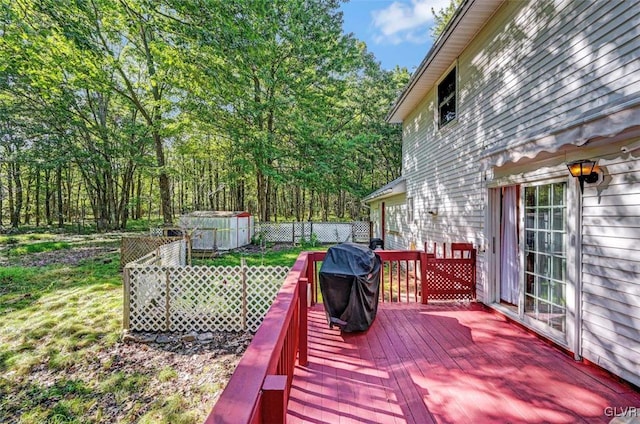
204;253;309;424
306;250;425;304
207;245;476;424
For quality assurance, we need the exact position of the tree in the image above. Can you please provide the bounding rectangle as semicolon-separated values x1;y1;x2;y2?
431;0;463;39
0;0;410;227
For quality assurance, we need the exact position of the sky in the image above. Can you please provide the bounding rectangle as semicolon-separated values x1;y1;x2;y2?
340;0;452;72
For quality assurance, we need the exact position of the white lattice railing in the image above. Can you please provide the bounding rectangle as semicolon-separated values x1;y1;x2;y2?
123;262;289;332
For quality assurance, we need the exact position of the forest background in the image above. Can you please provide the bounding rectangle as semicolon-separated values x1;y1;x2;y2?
0;0;414;231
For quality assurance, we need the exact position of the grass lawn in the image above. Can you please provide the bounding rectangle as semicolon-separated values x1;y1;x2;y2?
193;243;326;267
0;233;327;423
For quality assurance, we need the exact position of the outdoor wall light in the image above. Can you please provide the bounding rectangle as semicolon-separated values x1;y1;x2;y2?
567;159;598;192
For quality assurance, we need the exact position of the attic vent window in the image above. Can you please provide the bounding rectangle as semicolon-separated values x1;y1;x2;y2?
438;67;457;128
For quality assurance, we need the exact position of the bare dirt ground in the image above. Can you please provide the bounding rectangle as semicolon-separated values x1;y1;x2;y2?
10;245;117;267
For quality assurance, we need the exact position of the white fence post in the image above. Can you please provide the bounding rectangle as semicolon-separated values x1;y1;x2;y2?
241;257;248;331
123;267;131;330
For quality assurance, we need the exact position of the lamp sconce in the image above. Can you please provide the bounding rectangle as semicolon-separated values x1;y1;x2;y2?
427;209;438;216
567;159;599;193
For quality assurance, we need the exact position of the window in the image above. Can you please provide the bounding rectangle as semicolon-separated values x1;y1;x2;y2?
438;67;456;128
385;204;401;233
523;183;567;333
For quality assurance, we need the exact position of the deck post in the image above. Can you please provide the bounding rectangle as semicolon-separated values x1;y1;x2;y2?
306;253;316;305
420;251;429;304
261;375;288;424
298;278;308;366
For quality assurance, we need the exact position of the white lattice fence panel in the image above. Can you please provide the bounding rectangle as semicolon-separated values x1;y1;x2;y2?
128;266;169;332
255;221;371;244
157;239;186;266
245;266;290;332
352;221;371;243
312;223;353;243
134;250;160;266
256;223;294;242
121;236;183;268
293;222;313;244
169;266;244;332
126;265;290;333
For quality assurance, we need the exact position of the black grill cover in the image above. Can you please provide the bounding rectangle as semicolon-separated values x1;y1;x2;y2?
319;243;381;332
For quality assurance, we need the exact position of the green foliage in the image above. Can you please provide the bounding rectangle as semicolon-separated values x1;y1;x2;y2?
195;244;326;267
0;0;407;229
157;367;178;383
137;394;200;424
125;218;164;233
0;233;225;423
8;241;71;256
431;0;464;39
299;233;320;248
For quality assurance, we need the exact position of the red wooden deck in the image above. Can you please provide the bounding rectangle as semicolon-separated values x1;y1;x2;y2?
287;303;640;424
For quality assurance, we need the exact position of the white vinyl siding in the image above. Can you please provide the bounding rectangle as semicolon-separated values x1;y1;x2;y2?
580;156;640;387
401;0;640;306
464;0;640;153
383;196;408;250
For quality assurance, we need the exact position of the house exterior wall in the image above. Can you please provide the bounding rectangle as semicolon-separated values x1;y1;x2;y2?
580;152;640;386
368;194;408;250
400;0;640;385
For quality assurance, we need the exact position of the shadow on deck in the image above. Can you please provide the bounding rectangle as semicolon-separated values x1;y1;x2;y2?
288;303;640;424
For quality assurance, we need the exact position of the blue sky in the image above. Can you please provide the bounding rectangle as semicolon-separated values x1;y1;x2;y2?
340;0;451;71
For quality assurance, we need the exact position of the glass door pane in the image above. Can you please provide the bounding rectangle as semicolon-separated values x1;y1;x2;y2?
523;183;567;333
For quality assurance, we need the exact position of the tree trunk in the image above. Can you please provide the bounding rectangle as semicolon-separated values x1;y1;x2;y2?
7;164;16;228
135;172;142;220
65;166;73;222
11;162;23;228
0;170;4;227
24;171;32;225
56;164;63;228
35;168;41;227
45;168;52;226
307;190;314;221
147;178;153;223
257;170;267;222
208;160;214;209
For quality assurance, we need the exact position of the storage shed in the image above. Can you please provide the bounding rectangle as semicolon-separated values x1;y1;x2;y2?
178;211;254;251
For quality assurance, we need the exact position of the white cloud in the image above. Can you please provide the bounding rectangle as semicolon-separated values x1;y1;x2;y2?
371;0;451;45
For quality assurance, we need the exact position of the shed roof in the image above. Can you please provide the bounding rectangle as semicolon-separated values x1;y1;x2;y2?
386;0;505;124
182;211;251;218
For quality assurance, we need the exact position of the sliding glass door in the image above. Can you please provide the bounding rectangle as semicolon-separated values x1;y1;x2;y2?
523;183;567;333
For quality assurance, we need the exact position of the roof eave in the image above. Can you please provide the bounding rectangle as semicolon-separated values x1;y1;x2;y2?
362;178;407;203
386;0;505;124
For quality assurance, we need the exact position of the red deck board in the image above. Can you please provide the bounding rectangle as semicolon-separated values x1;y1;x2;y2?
287;303;640;423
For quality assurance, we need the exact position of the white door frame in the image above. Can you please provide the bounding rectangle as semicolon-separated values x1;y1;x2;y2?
486;178;580;356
